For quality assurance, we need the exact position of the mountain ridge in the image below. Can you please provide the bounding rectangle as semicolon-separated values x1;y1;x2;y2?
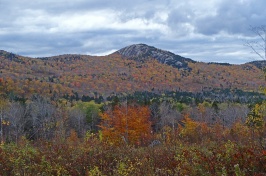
1;44;265;68
0;43;266;100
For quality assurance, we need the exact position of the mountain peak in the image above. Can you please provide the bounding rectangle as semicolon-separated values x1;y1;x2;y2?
117;43;154;57
117;44;194;69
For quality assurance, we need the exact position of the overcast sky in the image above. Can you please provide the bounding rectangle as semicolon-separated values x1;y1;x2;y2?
0;0;266;64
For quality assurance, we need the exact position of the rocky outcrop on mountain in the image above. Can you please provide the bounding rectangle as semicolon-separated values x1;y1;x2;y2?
117;44;194;70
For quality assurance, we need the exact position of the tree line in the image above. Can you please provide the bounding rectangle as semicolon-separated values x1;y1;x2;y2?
0;91;261;145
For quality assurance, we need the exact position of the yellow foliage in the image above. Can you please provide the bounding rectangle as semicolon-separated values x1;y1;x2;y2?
1;120;10;126
246;103;265;130
180;114;198;138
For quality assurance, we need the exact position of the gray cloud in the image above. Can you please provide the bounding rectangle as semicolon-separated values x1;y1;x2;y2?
0;0;265;63
194;0;266;35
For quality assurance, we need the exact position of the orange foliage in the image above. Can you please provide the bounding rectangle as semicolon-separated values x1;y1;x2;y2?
99;105;152;145
179;114;211;142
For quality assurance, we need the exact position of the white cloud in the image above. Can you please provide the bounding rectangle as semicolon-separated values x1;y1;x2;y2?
86;49;117;56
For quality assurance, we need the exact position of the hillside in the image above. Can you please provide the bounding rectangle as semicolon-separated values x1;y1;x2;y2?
0;44;265;100
247;60;266;69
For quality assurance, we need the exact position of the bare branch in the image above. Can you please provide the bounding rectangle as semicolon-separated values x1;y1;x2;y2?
245;25;266;60
244;41;264;60
250;26;266;41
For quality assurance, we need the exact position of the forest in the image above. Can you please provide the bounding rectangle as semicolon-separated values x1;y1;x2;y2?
0;49;266;175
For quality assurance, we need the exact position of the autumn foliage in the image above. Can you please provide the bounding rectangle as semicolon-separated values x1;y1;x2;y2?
1;50;266;175
1;51;265;99
0;117;265;175
99;105;152;145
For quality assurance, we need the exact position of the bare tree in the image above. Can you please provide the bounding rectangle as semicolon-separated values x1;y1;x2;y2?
27;95;56;140
68;108;87;137
149;102;161;132
245;25;266;60
217;103;249;128
6;101;28;143
159;101;181;132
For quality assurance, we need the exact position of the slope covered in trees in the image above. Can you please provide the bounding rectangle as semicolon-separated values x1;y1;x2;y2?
0;44;265;101
1;44;266;175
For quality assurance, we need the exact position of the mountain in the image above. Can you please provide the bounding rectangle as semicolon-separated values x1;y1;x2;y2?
117;44;195;70
0;44;265;101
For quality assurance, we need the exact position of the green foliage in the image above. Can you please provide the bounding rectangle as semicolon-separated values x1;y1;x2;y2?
73;101;103;123
174;102;187;112
234;164;244;176
88;166;103;176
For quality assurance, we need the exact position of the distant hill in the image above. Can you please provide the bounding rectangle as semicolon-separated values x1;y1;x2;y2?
207;62;232;66
247;60;266;69
0;44;265;100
